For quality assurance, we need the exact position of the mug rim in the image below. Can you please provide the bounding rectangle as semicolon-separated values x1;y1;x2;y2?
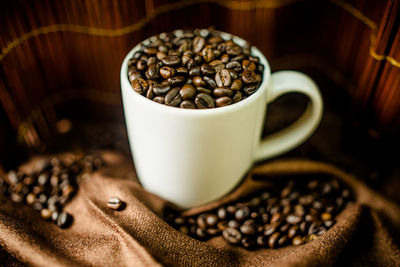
120;29;271;117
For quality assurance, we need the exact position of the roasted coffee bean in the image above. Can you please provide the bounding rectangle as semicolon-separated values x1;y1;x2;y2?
196;227;208;239
232;91;243;103
202;46;215;62
263;223;277;236
235;206;250;221
145;64;161;80
186;58;196;69
41;208;52;220
228;220;240;229
136;59;147;71
193;36;206;53
207;227;220;236
146;84;155;99
180;84;197;100
242;59;256;71
203;76;217;89
131;78;148;94
292;236;304;246
153;96;165;104
226;45;242;56
321;212;332;221
197;214;207;229
156;51;167;60
164;165;353;249
240;219;256;235
278;235;288;246
221;54;230;63
214;87;233;97
232;55;245;62
144;46;157;55
205;214;218;227
168;76;185;86
286;214;302;224
223;228;242;244
324;220;334;228
181;54;191;66
159;66;176;79
107;197;125;210
215;69;232;87
210;60;225;72
231;79;242;91
217;207;227;220
189;66;201;76
216;97;232;107
153;84;171;95
270;213;281;223
147;56;157;66
242;69;257;84
197;87;212;95
288;225;299;239
226;61;241;72
268;232;280;248
192;76;206;87
162;55;181;66
201;64;216;75
176;67;188;76
180;100;195;109
195;93;215;108
57;211;72;228
243;84;258;95
165;87;182;107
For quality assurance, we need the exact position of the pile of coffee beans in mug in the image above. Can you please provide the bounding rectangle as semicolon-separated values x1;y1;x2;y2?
127;28;264;108
165;176;354;249
0;155;104;228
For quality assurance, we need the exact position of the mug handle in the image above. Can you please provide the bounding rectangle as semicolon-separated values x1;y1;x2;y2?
254;71;323;162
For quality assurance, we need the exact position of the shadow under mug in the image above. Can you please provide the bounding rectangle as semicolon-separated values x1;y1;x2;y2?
121;30;323;208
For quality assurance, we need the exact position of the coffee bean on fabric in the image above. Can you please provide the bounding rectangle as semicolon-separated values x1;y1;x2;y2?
165;176;354;250
128;28;264;109
0;155;105;229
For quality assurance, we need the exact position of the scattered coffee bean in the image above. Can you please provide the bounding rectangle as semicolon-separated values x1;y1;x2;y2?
223;227;242;244
128;29;264;109
57;211;73;228
165;175;353;250
0;155;104;229
107;197;125;211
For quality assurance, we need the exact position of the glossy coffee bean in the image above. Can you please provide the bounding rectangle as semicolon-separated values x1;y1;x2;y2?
131;78;148;94
162;55;181;66
165;87;183;107
107;197;124;210
216;97;232;107
195;93;215;108
159;66;176;79
153;84;171;95
241;69;257;84
223;227;242;244
57;211;72;228
215;69;232;87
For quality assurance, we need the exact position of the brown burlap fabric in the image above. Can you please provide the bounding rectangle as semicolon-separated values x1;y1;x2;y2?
1;151;400;266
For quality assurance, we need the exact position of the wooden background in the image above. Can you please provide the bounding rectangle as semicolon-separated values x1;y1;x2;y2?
0;0;399;150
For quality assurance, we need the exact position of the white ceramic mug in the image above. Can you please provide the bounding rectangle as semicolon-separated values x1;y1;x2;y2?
121;31;323;208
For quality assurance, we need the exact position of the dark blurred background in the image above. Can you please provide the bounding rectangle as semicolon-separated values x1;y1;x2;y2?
0;0;399;201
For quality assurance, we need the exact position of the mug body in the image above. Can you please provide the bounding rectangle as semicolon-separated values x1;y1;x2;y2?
121;31;271;208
